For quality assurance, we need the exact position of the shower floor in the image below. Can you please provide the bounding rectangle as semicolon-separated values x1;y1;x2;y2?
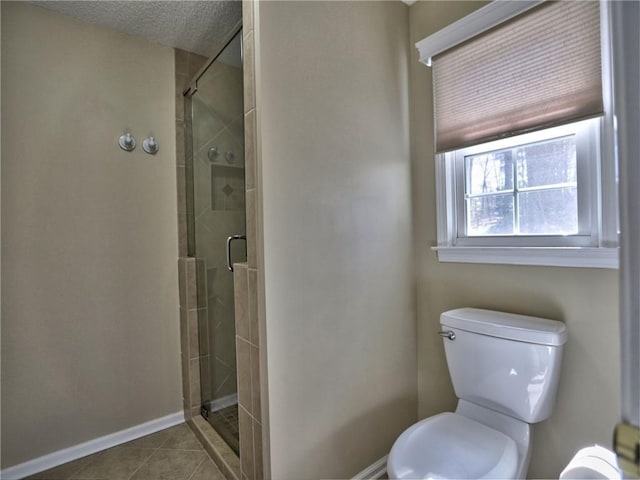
208;403;240;455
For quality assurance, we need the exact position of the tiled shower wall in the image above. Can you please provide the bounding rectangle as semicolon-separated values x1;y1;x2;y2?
175;48;207;420
236;2;268;479
175;2;267;477
191;61;245;408
176;48;243;479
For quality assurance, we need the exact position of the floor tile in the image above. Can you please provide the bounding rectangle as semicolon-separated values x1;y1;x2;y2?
129;449;205;480
188;458;225;480
26;456;93;479
71;446;153;479
27;423;217;480
159;424;204;451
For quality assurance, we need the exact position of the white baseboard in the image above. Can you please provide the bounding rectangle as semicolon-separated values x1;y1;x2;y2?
1;411;185;480
209;393;238;412
352;455;388;480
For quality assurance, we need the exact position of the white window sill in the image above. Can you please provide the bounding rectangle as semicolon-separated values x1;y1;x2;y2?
432;246;619;269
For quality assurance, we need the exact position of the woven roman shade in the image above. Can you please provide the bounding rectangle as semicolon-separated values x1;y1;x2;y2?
432;1;603;153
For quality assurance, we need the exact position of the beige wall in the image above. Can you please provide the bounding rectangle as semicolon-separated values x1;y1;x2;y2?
1;3;181;468
409;2;621;478
255;2;417;478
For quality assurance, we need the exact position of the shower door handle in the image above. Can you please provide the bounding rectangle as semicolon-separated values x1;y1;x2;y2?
226;235;247;272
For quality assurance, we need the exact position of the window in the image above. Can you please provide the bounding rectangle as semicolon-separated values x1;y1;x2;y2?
417;1;618;268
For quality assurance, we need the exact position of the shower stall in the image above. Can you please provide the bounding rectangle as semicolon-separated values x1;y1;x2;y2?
184;28;245;455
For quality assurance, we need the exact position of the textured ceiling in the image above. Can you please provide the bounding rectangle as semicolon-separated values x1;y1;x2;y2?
31;1;242;58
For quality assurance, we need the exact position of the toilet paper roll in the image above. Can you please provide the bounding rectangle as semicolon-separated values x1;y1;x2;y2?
559;446;622;480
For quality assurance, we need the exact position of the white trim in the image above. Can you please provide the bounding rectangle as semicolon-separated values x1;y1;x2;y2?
351;455;388;480
433;246;619;269
209;393;238;412
415;1;542;66
0;411;185;480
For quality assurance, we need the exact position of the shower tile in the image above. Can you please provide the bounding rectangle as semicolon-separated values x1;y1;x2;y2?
176;90;186;124
180;307;189;357
238;406;254;480
196;258;207;308
178;258;187;307
176;120;186;166
244;110;256;189
129;449;205;480
250;345;261;423
183;400;192;421
242;0;254;34
236;338;252;414
177;215;188;257
181;353;191;404
186;163;194;218
253;420;263;480
186;259;197;309
187;213;196;256
243;31;255;113
196;308;209;357
207;267;217;299
248;269;258;346
188;309;200;359
200;356;212;403
176;166;187;214
175;49;207;79
246;189;257;268
234;265;249;340
189;357;201;408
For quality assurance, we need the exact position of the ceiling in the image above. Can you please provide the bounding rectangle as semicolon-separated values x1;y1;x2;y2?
31;1;242;58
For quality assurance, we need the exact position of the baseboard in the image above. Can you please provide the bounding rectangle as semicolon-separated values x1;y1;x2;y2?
1;411;185;480
209;393;238;412
352;455;388;480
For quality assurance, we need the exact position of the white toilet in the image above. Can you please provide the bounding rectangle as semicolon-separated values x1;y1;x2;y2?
388;308;568;480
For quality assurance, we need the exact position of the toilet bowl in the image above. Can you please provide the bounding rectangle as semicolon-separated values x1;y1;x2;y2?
387;308;567;480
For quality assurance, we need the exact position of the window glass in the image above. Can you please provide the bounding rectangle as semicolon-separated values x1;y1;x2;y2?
464;134;578;237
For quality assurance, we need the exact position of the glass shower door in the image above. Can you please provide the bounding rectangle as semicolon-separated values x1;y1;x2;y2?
189;29;245;455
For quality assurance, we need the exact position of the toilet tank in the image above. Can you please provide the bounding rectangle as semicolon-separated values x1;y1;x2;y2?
441;308;568;424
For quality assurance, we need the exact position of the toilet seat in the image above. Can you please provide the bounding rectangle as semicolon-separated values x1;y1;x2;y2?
387;412;519;480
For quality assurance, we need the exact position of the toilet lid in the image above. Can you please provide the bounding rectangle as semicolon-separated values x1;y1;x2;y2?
388;413;518;480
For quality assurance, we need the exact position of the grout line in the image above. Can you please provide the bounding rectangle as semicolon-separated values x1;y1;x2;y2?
124;447;160;480
186;456;207;480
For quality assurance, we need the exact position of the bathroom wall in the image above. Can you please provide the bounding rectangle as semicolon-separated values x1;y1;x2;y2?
1;2;180;468
254;2;417;478
408;2;621;478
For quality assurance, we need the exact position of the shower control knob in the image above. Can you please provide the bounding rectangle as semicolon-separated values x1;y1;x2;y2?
143;136;159;155
225;151;235;164
118;132;136;151
208;147;219;161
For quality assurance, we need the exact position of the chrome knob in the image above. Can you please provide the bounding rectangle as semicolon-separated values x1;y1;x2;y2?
438;330;456;341
118;132;136;151
142;136;159;155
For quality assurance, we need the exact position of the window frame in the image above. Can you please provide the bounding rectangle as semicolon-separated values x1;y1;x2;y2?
451;120;599;248
429;0;618;269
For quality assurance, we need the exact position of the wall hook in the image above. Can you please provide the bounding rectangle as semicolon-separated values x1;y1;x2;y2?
142;136;159;155
118;132;136;151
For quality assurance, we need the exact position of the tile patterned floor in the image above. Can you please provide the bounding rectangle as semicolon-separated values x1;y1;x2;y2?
26;424;225;480
207;405;239;456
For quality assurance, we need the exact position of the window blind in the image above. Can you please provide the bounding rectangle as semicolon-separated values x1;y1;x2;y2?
432;1;603;153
